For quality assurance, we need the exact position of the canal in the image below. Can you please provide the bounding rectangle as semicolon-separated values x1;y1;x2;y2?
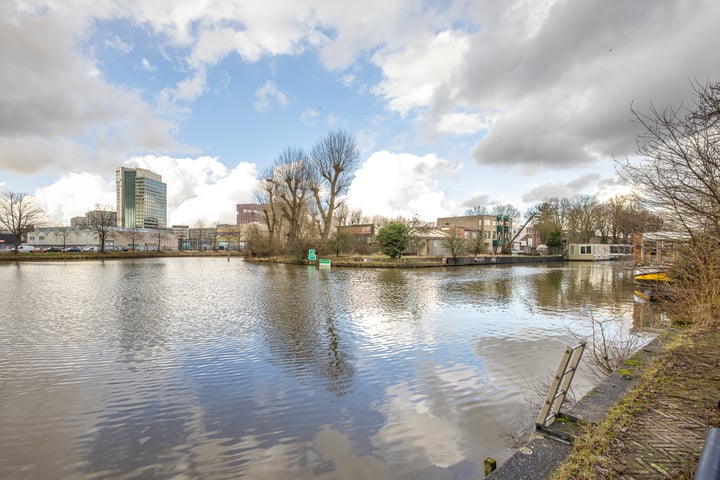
0;258;652;479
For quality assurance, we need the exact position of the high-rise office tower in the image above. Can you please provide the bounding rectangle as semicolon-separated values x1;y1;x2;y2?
116;167;167;229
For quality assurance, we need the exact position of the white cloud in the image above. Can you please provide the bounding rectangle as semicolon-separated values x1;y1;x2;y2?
457;1;720;169
347;151;461;221
124;155;258;226
105;35;133;54
372;30;470;116
300;108;319;126
0;6;185;176
140;58;156;72
341;74;355;87
254;81;288;112
436;112;489;135
31;155;259;227
34;173;115;224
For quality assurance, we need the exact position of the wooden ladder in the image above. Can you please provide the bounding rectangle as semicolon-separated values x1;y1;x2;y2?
536;342;586;430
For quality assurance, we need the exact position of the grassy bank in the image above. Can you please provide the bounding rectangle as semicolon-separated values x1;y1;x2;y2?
550;326;720;479
246;254;447;268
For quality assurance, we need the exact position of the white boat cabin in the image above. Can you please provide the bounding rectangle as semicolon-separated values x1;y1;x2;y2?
567;243;611;261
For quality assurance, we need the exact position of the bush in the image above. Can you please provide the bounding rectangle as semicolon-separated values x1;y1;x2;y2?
376;221;409;259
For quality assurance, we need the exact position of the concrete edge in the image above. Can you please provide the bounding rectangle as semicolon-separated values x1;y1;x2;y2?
487;332;670;479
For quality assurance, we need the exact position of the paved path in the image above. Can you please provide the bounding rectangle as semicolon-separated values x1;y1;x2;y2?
607;333;720;479
491;329;720;479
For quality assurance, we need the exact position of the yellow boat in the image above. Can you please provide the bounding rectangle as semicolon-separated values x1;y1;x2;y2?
634;267;671;301
634;270;670;284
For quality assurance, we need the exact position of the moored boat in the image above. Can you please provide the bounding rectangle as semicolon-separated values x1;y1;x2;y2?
633;266;671;301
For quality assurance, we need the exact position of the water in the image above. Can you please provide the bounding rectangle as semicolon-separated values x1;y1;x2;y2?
0;258;647;479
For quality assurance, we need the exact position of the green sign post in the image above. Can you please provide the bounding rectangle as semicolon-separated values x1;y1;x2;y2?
308;249;316;261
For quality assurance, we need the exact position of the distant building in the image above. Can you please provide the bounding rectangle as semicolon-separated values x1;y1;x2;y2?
70;216;87;227
26;226;179;251
436;214;514;253
188;226;217;251
236;203;262;224
116;167;167;229
85;209;117;226
337;224;375;254
170;225;190;251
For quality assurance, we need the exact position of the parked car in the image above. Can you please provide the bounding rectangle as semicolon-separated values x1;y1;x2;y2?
64;247;81;252
18;245;37;253
82;246;98;252
43;246;63;252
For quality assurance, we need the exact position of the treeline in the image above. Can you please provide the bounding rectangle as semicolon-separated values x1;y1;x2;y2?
247;129;360;257
526;194;662;247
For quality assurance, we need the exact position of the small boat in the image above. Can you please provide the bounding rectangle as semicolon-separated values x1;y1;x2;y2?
633;267;670;286
633;266;671;301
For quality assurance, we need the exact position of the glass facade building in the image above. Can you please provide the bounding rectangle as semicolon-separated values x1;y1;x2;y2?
116;167;167;229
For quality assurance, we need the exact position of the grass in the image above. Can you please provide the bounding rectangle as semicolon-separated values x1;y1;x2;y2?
550;327;720;479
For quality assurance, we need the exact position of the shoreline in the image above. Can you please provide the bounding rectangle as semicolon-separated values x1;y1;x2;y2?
490;326;720;478
247;254;565;268
0;250;241;262
1;252;565;267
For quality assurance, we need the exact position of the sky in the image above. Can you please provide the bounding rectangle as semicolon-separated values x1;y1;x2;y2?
2;0;720;227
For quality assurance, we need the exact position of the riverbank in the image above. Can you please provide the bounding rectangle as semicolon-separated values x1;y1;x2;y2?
491;326;720;479
247;254;564;268
0;250;242;262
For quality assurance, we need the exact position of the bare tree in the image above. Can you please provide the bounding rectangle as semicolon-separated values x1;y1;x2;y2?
491;203;520;220
335;203;349;227
254;168;283;252
619;80;720;235
57;226;73;251
566;195;601;243
0;192;45;253
308;130;359;244
567;309;644;384
465;204;490;216
528;198;566;245
88;204;116;253
350;208;363;225
155;228;167;252
267;147;311;245
620;81;720;329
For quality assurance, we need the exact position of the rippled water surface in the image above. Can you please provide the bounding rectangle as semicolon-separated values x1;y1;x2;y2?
0;258;642;479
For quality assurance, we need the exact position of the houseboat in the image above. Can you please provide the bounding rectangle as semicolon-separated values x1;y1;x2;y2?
566;243;611;261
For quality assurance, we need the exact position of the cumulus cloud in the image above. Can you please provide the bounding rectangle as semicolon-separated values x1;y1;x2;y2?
461;194;492;211
105;35;133;54
34;173;115;224
456;0;720;169
254;81;288;112
5;0;720;218
0;5;185;176
346;151;461;221
124;155;258;225
436;112;489;135
372;30;470;116
141;58;156;72
521;172;610;204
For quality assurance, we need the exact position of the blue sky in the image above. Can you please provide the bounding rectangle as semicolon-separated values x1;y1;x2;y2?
2;0;720;226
